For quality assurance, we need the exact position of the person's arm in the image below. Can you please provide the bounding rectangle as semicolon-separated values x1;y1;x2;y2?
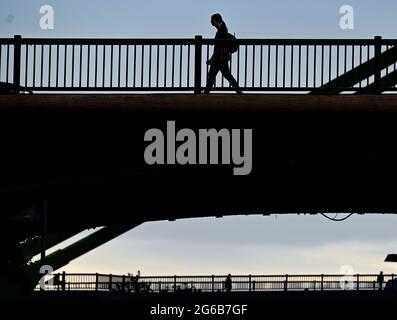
207;34;217;65
208;30;223;65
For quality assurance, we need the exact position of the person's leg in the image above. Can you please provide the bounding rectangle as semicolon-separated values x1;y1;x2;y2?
220;63;241;93
204;64;220;93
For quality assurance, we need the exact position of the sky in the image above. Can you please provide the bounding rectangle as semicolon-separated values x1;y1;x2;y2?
3;0;397;276
2;0;397;39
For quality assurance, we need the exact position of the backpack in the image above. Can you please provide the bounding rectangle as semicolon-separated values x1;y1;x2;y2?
224;33;239;54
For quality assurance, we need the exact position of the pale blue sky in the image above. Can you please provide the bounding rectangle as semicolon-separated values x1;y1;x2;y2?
1;0;397;38
5;0;397;276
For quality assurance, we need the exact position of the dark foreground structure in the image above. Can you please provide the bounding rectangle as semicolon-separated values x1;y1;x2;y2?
3;290;397;319
1;36;397;316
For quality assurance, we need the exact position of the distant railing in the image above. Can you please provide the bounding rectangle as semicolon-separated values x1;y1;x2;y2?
37;273;396;293
1;35;397;93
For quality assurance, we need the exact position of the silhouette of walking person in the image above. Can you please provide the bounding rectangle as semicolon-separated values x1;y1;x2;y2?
225;273;232;292
204;14;241;94
377;271;384;290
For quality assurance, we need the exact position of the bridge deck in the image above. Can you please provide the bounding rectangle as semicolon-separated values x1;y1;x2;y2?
1;94;397;233
2;94;397;112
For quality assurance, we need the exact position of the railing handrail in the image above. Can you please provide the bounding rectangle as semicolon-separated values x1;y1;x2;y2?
0;37;388;47
59;272;395;278
0;36;394;42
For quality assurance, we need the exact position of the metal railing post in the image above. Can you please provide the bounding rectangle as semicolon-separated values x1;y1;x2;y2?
284;274;288;291
321;274;324;291
13;35;22;94
211;275;215;292
249;275;252;292
62;271;66;292
194;35;203;94
374;36;382;93
109;273;112;291
95;273;98;291
356;274;360;291
174;275;177;292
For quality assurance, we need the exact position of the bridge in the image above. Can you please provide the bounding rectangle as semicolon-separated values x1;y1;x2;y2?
1;35;397;295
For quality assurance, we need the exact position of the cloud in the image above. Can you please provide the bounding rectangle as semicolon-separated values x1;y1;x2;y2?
121;214;397;247
59;227;397;275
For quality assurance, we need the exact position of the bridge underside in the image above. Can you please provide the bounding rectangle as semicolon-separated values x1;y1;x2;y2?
1;94;397;235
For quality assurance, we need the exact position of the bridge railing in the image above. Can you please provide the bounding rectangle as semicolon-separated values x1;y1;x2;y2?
1;35;397;93
38;273;396;292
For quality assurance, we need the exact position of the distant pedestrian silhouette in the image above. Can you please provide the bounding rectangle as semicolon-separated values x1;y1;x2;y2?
225;273;232;292
204;14;241;94
377;271;384;290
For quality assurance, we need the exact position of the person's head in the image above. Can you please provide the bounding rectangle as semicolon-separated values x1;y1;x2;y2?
211;13;223;29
